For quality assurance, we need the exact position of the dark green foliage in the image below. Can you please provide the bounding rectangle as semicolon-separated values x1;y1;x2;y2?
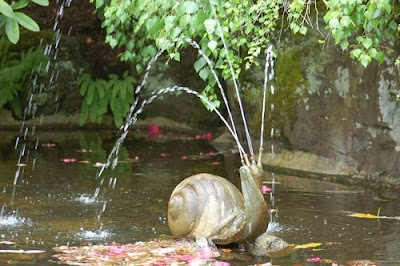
79;71;136;127
0;36;47;117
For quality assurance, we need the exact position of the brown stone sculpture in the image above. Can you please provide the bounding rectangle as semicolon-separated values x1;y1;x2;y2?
168;151;269;246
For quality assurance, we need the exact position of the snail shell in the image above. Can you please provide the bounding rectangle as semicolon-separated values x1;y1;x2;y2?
168;173;246;245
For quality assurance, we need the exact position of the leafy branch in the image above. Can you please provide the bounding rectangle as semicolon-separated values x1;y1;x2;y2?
0;0;49;44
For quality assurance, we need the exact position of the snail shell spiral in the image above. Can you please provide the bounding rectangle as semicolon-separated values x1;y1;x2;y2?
168;173;246;245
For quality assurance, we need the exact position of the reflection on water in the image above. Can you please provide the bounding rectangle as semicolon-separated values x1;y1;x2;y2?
0;130;399;264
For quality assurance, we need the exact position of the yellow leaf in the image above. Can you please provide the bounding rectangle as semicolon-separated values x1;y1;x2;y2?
347;212;378;219
294;243;322;249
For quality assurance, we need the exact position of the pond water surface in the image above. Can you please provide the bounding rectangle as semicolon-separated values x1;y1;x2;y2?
0;129;399;265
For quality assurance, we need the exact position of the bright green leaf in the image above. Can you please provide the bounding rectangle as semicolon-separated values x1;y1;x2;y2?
362;38;373;49
199;67;209;80
299;26;307;35
204;19;216;34
0;0;14;18
329;18;340;29
194;58;207;73
5;17;19;44
207;40;218;51
14;12;40;32
360;54;371;68
181;1;198;14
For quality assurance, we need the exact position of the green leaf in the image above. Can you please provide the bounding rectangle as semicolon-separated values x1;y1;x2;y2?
299;26;307;35
5;17;19;44
340;40;349;50
87;83;96;105
351;48;362;59
199;67;209;80
14;12;40;32
181;1;198;14
31;0;49;6
389;21;397;31
360;54;371;68
204;19;216;34
11;0;30;10
95;0;104;9
362;38;373;49
207;40;218;51
0;0;14;18
194;57;206;73
328;17;340;29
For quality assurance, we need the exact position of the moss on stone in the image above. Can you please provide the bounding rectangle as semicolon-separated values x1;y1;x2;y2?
243;49;305;137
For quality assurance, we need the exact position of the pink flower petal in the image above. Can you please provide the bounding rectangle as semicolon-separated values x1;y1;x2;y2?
181;156;189;160
262;185;273;194
60;158;78;163
308;256;322;262
148;124;163;139
160;153;169;157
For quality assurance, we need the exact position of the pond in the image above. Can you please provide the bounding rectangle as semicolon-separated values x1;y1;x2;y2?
0;129;399;265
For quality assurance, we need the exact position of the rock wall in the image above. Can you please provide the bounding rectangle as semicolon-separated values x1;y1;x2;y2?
276;42;400;185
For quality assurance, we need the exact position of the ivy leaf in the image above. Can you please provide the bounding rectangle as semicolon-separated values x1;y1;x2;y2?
360;54;371;68
207;40;218;51
204;19;216;34
362;38;373;49
199;67;209;80
14;12;40;32
5;17;19;44
194;57;206;73
181;1;198;14
328;17;340;29
0;0;14;18
340;40;349;50
299;26;307;35
351;48;362;59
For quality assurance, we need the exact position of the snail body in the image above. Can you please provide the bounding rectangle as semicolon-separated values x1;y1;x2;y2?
168;159;269;245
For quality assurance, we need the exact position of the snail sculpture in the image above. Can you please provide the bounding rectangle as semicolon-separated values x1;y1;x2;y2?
168;150;269;245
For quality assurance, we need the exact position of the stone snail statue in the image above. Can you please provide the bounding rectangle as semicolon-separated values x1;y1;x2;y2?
167;148;288;255
167;150;289;256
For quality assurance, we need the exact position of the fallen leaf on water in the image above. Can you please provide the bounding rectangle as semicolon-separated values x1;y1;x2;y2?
347;212;377;219
78;160;90;164
220;248;232;253
93;162;106;167
346;212;400;221
294;243;322;249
